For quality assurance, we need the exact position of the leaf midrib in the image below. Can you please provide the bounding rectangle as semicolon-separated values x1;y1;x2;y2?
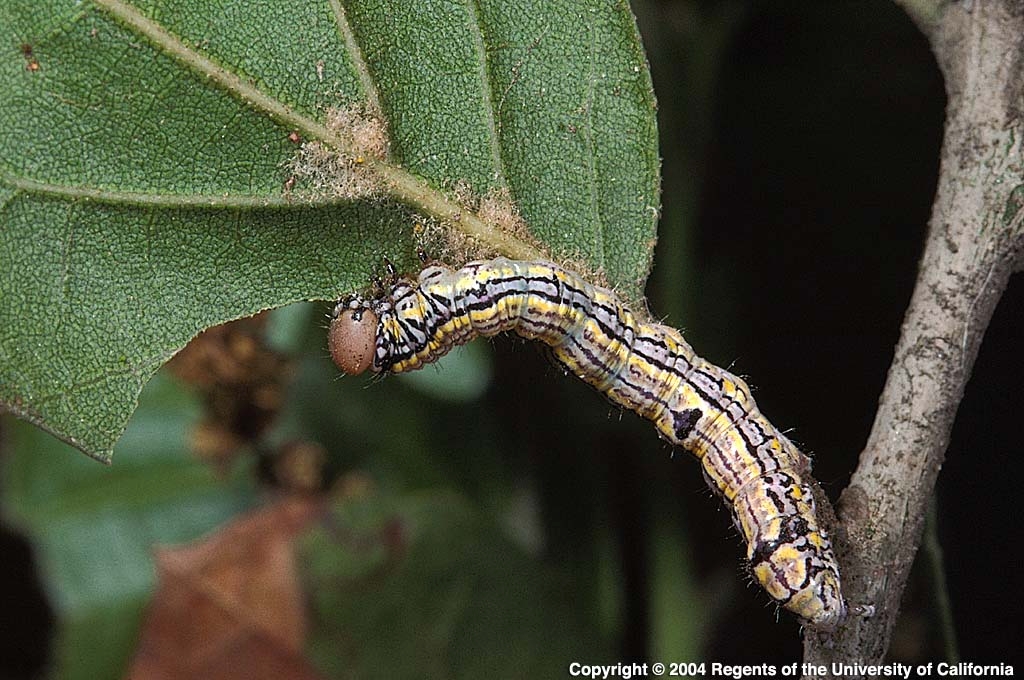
85;0;545;262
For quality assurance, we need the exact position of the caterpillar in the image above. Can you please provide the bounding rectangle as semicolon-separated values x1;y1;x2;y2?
329;256;846;631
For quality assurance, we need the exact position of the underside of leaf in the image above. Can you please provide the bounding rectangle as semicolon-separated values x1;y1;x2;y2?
0;0;659;460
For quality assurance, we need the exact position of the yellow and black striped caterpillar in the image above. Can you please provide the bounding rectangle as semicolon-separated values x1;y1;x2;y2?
329;256;846;630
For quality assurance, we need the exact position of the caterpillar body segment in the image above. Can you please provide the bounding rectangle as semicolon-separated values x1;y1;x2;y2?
329;257;846;630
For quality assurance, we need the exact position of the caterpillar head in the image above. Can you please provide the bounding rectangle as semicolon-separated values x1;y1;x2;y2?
329;296;379;375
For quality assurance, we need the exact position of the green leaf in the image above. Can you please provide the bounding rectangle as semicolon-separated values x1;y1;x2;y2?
1;372;257;680
300;488;612;679
396;341;494;403
0;0;659;460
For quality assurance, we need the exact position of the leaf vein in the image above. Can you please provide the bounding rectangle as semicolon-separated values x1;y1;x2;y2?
2;174;313;208
90;0;542;260
465;0;508;188
328;0;383;115
582;13;605;267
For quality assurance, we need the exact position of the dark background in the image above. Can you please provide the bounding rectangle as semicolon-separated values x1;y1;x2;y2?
2;0;1022;675
637;0;1022;664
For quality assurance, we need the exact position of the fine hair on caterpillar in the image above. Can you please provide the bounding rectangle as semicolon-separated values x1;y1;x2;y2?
329;255;847;631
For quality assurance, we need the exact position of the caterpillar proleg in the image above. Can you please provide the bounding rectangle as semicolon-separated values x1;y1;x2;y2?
329;256;846;631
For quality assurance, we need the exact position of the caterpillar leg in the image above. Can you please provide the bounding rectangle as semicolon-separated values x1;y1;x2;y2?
738;475;846;631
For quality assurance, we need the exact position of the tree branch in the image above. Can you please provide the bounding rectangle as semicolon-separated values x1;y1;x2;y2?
803;2;1024;672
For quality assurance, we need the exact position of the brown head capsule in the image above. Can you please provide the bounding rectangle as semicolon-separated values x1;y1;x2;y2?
328;308;378;375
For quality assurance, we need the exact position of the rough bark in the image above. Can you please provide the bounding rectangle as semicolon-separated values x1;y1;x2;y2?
802;1;1024;674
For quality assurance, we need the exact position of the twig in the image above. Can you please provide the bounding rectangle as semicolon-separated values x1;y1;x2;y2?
802;2;1024;673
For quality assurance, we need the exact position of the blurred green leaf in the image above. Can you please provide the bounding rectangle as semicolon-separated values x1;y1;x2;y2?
1;373;257;680
300;488;611;679
284;347;511;497
396;342;494;403
0;0;659;461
